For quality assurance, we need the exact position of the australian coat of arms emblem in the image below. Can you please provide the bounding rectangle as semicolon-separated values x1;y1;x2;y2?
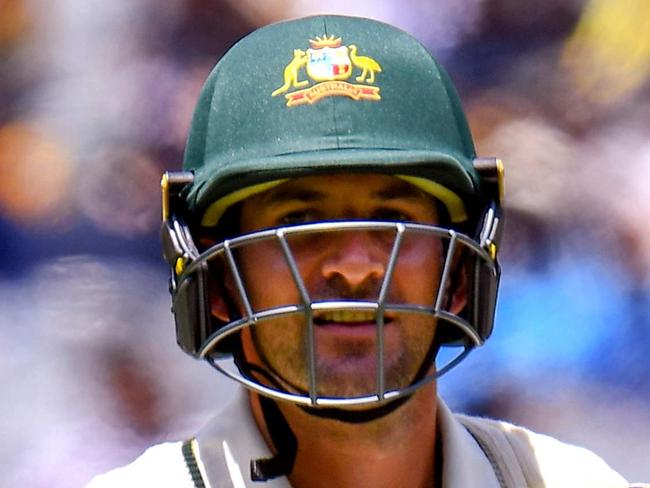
272;35;382;107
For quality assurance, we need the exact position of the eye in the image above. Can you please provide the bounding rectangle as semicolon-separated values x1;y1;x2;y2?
372;207;413;222
277;209;322;226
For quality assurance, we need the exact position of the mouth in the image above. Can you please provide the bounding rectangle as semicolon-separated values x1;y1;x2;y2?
314;310;394;327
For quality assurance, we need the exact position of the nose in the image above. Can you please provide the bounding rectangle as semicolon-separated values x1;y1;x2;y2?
320;232;386;292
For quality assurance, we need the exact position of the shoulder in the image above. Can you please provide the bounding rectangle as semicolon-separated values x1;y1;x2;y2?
512;423;628;487
85;441;195;488
457;414;629;488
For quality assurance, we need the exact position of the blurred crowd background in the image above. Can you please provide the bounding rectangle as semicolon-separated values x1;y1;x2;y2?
1;0;649;485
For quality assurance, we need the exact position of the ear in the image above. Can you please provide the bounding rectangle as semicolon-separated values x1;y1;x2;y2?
444;253;468;315
210;291;231;323
448;265;467;315
210;269;250;323
205;256;241;324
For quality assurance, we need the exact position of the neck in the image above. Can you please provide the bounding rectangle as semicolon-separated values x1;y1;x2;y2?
249;385;440;488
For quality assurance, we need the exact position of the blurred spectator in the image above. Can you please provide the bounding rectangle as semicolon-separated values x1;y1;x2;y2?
1;256;233;487
561;0;650;109
0;122;75;228
77;147;161;237
0;0;31;51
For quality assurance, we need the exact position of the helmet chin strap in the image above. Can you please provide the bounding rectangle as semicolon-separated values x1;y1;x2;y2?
250;393;413;482
230;347;299;482
250;393;298;482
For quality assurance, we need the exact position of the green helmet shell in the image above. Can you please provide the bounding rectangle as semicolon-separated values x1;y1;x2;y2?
182;15;480;223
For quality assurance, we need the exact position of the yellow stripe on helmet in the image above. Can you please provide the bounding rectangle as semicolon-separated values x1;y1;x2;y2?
201;175;467;227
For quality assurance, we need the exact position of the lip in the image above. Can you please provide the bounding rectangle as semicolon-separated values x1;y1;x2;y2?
313;309;395;324
314;322;380;339
313;315;394;338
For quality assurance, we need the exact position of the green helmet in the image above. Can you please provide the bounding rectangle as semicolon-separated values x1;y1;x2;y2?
183;14;487;226
161;15;503;410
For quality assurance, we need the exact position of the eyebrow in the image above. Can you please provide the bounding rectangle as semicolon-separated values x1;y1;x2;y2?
372;180;431;201
261;187;326;205
260;179;432;205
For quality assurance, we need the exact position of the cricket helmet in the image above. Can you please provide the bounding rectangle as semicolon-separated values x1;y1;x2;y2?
161;15;503;409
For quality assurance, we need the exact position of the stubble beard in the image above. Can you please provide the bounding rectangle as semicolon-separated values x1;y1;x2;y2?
252;314;435;399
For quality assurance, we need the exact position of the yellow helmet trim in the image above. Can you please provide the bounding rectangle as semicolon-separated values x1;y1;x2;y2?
201;175;467;227
396;175;467;223
201;179;289;226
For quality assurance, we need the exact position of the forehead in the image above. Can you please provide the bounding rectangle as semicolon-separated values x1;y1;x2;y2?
245;173;432;206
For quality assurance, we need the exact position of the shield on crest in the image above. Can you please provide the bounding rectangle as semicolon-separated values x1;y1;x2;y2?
306;46;352;81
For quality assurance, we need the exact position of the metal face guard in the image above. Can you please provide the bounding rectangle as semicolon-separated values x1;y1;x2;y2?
176;220;499;408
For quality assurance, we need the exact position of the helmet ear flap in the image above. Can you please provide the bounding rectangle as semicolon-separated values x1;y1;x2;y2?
464;222;501;342
161;171;244;358
161;171;211;357
433;158;503;347
162;216;211;357
469;158;504;342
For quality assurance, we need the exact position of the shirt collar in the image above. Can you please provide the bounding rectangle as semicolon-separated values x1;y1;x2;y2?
437;398;500;488
196;389;291;488
195;391;498;488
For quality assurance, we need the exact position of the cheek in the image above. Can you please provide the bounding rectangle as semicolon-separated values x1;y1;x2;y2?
237;243;303;310
392;240;442;301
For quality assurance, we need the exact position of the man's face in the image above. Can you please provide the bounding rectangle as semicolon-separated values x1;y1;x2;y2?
223;173;452;400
